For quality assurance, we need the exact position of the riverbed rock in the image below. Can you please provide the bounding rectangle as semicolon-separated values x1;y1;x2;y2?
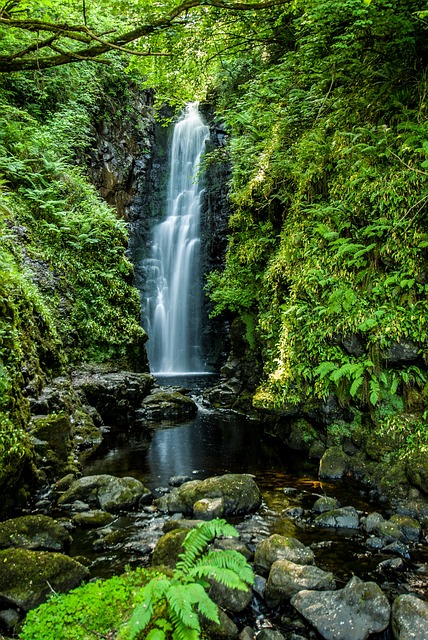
291;575;391;640
319;446;350;479
312;496;341;514
137;389;198;421
362;512;384;533
152;528;187;568
155;474;261;516
375;519;404;543
254;535;315;574
72;510;114;528
392;594;428;639
314;506;359;529
0;548;88;611
58;474;148;511
208;576;252;613
72;369;155;426
193;497;225;520
266;559;336;601
201;607;239;639
0;515;71;552
389;514;421;542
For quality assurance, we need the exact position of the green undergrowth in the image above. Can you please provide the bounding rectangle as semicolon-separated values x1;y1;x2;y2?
20;519;254;640
0;63;147;475
207;0;428;434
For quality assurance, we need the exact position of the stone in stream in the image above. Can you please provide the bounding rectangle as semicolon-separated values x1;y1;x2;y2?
392;594;428;640
0;548;88;612
208;576;252;613
0;514;71;551
266;559;336;601
319;446;350;479
58;474;148;512
72;510;114;528
155;474;261;516
137;389;198;420
314;506;359;529
193;497;225;520
291;575;391;640
201;607;239;639
312;496;341;513
389;514;421;542
254;534;315;574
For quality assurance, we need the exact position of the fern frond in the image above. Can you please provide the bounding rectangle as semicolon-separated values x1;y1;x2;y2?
128;593;153;638
166;584;201;631
189;565;249;591
196;549;254;585
194;589;219;623
176;519;239;574
170;611;200;640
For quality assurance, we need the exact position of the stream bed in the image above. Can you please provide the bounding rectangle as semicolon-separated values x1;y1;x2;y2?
74;375;428;607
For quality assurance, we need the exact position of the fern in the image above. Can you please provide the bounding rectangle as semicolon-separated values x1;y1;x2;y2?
122;519;253;640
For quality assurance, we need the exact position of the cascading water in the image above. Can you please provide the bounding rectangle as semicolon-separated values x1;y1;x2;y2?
143;103;210;373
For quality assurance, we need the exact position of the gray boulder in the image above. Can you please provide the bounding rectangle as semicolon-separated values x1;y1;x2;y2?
58;474;148;511
208;577;252;613
0;548;88;611
72;510;114;528
266;559;336;601
314;506;359;529
255;535;315;574
319;446;350;479
0;515;71;552
138;389;197;421
392;594;428;639
312;496;341;514
155;474;261;516
389;514;421;542
291;575;390;640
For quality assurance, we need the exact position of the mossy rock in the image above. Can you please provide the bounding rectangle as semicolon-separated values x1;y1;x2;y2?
254;534;314;574
286;418;319;453
72;510;114;528
0;548;88;611
58;474;147;511
152;528;188;568
405;450;428;495
139;390;198;420
319;446;350;479
0;514;71;551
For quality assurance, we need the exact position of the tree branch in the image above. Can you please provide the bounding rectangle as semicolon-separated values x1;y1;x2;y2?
0;0;291;72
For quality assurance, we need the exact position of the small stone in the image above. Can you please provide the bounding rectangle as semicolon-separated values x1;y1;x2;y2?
362;512;384;533
381;541;411;559
0;608;21;629
392;594;428;640
314;506;359;529
389;514;421;542
255;535;315;574
193;497;225;520
169;475;193;487
312;496;341;514
365;536;384;550
376;558;405;573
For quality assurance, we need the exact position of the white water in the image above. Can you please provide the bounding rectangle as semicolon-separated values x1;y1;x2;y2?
143;103;210;373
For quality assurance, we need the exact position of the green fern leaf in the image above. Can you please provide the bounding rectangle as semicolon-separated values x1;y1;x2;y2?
166;585;201;631
147;630;166;640
176;519;239;574
170;611;200;640
197;549;254;585
190;565;248;590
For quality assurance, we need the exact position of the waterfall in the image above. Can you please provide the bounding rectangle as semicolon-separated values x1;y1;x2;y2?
143;103;210;374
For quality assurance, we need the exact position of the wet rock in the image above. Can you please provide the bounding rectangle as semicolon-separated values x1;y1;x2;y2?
193;497;225;520
152;528;187;568
138;389;197;420
239;627;255;640
255;535;315;574
314;506;359;529
0;607;20;629
312;496;341;514
392;594;428;639
72;369;154;426
29;413;74;477
213;537;252;560
155;474;261;516
253;574;267;597
0;548;88;611
382;340;420;364
389;514;421;542
266;559;336;601
291;575;390;640
382;541;411;559
257;630;286;640
93;529;127;550
285;418;318;453
405;450;428;495
54;473;77;493
0;515;71;551
362;512;384;533
319;446;350;479
365;536;384;550
162;518;204;533
284;506;304;518
71;500;90;512
169;475;193;487
376;558;405;574
58;474;148;512
209;576;252;613
72;510;114;528
201;607;239;639
375;520;404;543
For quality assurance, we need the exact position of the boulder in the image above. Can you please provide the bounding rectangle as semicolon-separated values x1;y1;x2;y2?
362;512;384;534
138;389;197;421
314;506;359;529
201;608;239;639
72;510;114;528
0;515;71;552
208;576;252;613
405;450;428;495
291;575;390;640
254;535;314;574
389;514;421;542
72;370;155;426
193;497;225;520
312;496;341;514
58;474;148;511
392;594;428;639
0;548;88;611
319;446;350;479
152;529;188;568
155;474;261;516
266;559;336;601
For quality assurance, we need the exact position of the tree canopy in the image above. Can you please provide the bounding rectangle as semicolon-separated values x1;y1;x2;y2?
0;0;290;72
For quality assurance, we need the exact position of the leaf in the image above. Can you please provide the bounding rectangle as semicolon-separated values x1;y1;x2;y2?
147;630;166;640
314;361;336;378
349;377;364;397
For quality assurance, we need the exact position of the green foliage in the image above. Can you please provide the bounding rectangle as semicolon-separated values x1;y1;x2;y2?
120;519;254;640
19;567;154;640
205;0;428;421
